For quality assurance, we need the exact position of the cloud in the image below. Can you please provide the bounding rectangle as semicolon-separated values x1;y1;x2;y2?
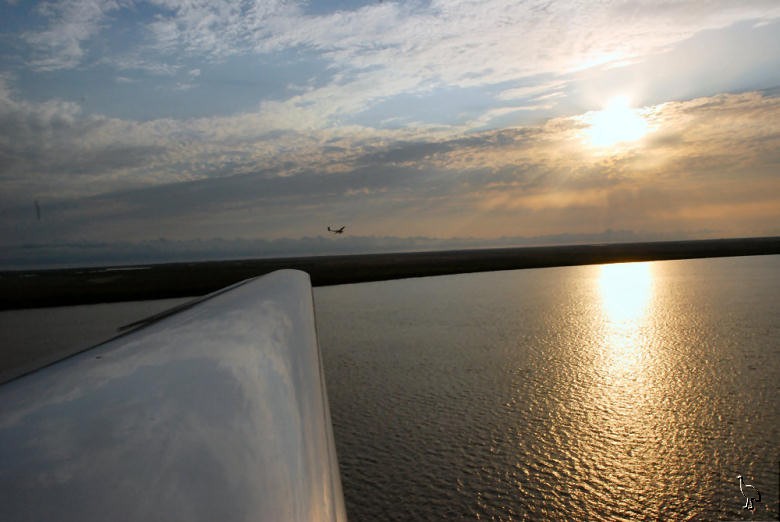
17;1;780;125
0;78;171;200
108;56;180;76
171;82;196;91
0;73;467;203
3;1;779;268
236;1;780;127
22;0;121;71
497;81;569;102
1;63;778;247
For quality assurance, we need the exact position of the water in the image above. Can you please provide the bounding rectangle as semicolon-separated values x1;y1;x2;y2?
0;297;189;383
1;255;778;519
314;255;780;520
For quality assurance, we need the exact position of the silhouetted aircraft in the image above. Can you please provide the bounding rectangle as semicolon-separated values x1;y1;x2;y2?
328;226;345;234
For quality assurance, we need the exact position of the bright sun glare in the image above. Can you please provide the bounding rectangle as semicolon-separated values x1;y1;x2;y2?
586;95;649;148
599;262;653;324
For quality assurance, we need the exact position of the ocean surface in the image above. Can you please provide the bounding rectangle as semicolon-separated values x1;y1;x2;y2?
314;255;779;521
1;255;778;520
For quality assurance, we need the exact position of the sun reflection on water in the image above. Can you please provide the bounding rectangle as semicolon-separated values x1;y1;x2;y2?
582;262;669;511
551;261;673;515
599;262;654;374
600;262;653;324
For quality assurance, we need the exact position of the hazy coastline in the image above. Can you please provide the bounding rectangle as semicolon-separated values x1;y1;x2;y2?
2;236;779;310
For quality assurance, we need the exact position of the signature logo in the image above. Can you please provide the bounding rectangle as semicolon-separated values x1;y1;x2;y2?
736;474;761;511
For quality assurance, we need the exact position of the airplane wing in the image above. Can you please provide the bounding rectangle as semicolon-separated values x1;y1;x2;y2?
0;270;346;522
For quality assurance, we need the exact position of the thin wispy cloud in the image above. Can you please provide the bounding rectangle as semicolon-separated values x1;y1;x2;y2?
18;1;780;123
22;0;121;70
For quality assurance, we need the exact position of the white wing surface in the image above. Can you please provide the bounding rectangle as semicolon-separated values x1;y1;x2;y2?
0;270;346;522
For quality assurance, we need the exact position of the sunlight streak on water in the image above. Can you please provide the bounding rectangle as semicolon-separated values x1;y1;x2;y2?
599;262;653;324
599;261;653;376
575;262;672;516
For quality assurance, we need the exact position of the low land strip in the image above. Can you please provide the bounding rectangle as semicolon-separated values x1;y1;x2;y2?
2;236;779;309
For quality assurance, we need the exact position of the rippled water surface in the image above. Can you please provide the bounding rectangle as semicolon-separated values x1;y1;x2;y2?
314;256;780;520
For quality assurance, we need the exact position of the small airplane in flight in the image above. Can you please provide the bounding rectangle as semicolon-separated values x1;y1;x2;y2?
327;226;346;234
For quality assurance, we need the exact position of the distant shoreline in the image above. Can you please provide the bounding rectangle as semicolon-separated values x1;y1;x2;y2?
1;236;779;310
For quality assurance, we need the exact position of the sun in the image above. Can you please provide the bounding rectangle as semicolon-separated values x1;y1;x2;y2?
585;95;648;148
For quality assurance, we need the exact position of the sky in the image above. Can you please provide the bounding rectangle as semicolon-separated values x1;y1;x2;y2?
1;0;779;266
